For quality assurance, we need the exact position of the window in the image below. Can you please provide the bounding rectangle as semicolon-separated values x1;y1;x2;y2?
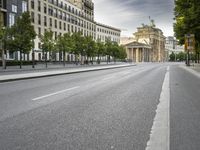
44;3;47;14
38;0;41;11
55;19;57;28
59;21;62;30
55;32;57;40
64;23;66;31
31;12;34;23
49;18;52;27
44;16;47;26
9;13;15;27
12;5;17;13
38;27;41;36
31;0;34;9
38;14;41;25
22;1;27;12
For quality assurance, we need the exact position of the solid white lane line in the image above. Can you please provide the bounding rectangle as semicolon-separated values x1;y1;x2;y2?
32;86;80;101
146;66;170;150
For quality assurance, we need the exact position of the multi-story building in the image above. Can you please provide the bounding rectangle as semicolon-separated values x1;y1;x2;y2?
28;0;97;61
0;0;7;63
1;0;121;62
0;0;7;26
134;25;166;62
95;22;121;44
1;0;28;60
165;36;184;61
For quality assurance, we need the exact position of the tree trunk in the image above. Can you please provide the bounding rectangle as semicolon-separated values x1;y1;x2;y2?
20;50;22;69
45;51;47;68
32;51;35;68
1;49;6;69
63;51;66;67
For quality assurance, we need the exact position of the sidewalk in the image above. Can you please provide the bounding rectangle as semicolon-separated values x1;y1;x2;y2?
190;63;200;73
0;63;135;82
180;63;200;78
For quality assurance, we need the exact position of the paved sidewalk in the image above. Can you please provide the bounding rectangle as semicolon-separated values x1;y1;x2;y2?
0;63;134;82
190;63;200;73
180;63;200;78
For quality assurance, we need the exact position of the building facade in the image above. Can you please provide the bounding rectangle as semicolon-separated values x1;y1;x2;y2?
0;0;7;26
1;0;121;62
29;0;96;61
1;0;28;60
134;25;166;62
165;36;184;54
95;22;121;44
124;41;151;63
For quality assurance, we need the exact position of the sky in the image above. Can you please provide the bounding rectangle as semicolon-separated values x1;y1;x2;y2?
93;0;175;37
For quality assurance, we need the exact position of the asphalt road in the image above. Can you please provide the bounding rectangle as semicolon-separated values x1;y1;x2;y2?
0;63;199;150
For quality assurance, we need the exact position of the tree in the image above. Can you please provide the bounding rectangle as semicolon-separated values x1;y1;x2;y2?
96;39;105;64
71;32;85;64
7;12;36;69
105;38;113;63
40;29;54;68
56;33;74;66
118;46;127;61
0;25;8;69
84;36;96;64
169;52;176;61
177;52;186;61
110;42;120;63
174;0;200;63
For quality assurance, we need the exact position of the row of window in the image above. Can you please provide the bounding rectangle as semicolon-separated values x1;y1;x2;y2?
9;1;27;27
31;11;96;33
30;1;95;31
97;27;120;36
31;0;93;21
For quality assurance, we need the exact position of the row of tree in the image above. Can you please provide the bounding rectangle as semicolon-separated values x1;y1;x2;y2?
41;30;127;68
0;12;127;69
169;52;186;61
174;0;200;63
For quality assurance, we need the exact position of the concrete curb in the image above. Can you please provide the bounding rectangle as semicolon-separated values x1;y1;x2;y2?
0;64;135;83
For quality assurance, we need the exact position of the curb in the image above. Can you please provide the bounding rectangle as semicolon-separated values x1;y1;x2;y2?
0;64;135;83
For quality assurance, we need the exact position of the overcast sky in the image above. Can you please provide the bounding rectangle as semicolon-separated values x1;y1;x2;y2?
93;0;175;37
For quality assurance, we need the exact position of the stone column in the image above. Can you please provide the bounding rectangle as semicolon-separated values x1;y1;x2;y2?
136;48;139;63
142;48;145;62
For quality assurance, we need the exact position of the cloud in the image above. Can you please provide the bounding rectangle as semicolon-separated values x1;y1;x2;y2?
93;0;175;37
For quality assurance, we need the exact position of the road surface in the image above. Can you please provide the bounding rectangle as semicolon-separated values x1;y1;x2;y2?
0;63;199;150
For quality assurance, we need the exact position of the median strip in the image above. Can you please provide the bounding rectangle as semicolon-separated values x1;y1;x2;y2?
32;86;80;101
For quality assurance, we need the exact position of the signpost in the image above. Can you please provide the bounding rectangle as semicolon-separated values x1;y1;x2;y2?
185;34;195;66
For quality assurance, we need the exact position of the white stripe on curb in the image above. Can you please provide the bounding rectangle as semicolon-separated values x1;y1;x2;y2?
145;66;170;150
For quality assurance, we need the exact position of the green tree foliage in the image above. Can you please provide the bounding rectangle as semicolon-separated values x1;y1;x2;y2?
174;0;200;61
6;12;36;68
105;38;113;63
40;29;54;68
169;52;176;61
118;46;127;60
177;52;186;61
96;39;105;64
71;32;85;64
84;36;96;63
0;26;8;69
56;33;74;66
